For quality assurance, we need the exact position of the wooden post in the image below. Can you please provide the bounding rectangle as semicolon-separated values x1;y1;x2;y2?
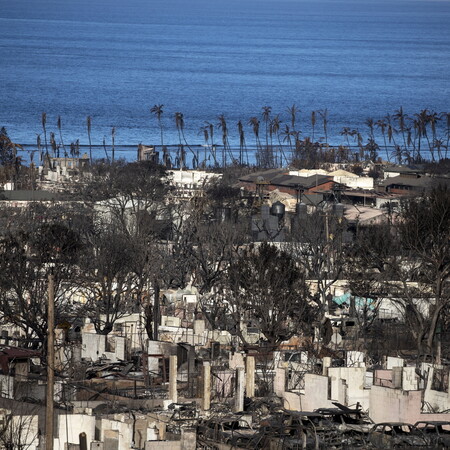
46;273;55;450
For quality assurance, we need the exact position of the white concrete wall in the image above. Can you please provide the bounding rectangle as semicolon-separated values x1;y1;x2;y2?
423;366;450;412
328;367;370;410
82;333;126;362
100;417;133;450
54;414;96;450
386;356;404;370
302;373;336;411
333;176;374;190
402;367;419;391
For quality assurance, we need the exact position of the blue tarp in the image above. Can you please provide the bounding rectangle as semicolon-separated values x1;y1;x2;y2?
332;292;375;310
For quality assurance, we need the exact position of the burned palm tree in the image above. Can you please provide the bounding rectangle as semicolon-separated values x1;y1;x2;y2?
311;110;316;142
102;136;109;161
428;110;440;160
41;112;49;156
340;127;352;149
385;114;398;160
217;114;232;167
174;112;184;168
287;104;299;133
433;138;444;160
271;115;284;166
199;124;213;166
205;121;217;164
441;111;450;158
111;126;116;163
393;107;409;150
50;132;58;158
376;119;390;161
248;116;262;166
319;109;329;147
86;115;93;163
150;104;164;147
261;105;272;148
280;124;292;151
237;120;247;165
36;134;43;165
175;112;196;167
57;116;66;152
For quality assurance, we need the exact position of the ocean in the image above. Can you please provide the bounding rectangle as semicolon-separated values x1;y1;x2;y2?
0;0;449;161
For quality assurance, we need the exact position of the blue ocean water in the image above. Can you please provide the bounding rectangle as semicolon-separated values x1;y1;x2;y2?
0;0;449;158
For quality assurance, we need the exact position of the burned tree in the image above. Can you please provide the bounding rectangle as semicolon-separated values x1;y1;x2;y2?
351;185;450;359
228;242;314;348
0;207;81;350
77;223;138;335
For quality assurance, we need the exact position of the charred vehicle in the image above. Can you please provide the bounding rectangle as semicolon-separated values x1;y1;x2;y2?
367;422;429;448
415;421;450;449
197;415;262;448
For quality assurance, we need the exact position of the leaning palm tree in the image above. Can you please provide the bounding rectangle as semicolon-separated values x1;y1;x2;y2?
385;114;398;156
41;112;49;156
57;116;66;152
393;107;409;150
217;114;233;167
280;124;292;157
86;115;93;163
150;104;164;147
376;119;389;161
175;112;196;167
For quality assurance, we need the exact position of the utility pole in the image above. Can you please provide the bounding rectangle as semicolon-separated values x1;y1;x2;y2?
46;272;55;450
153;280;160;341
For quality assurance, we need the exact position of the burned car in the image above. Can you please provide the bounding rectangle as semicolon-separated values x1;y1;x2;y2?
315;403;373;433
367;422;428;448
414;420;450;448
197;415;261;447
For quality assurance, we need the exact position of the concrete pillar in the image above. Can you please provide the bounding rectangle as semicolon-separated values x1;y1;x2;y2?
169;355;178;403
273;351;282;368
234;368;245;412
202;362;211;411
392;367;403;389
181;428;197;450
322;357;332;376
245;356;255;398
157;422;166;441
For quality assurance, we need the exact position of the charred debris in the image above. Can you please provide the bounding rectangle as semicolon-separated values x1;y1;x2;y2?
0;158;449;449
